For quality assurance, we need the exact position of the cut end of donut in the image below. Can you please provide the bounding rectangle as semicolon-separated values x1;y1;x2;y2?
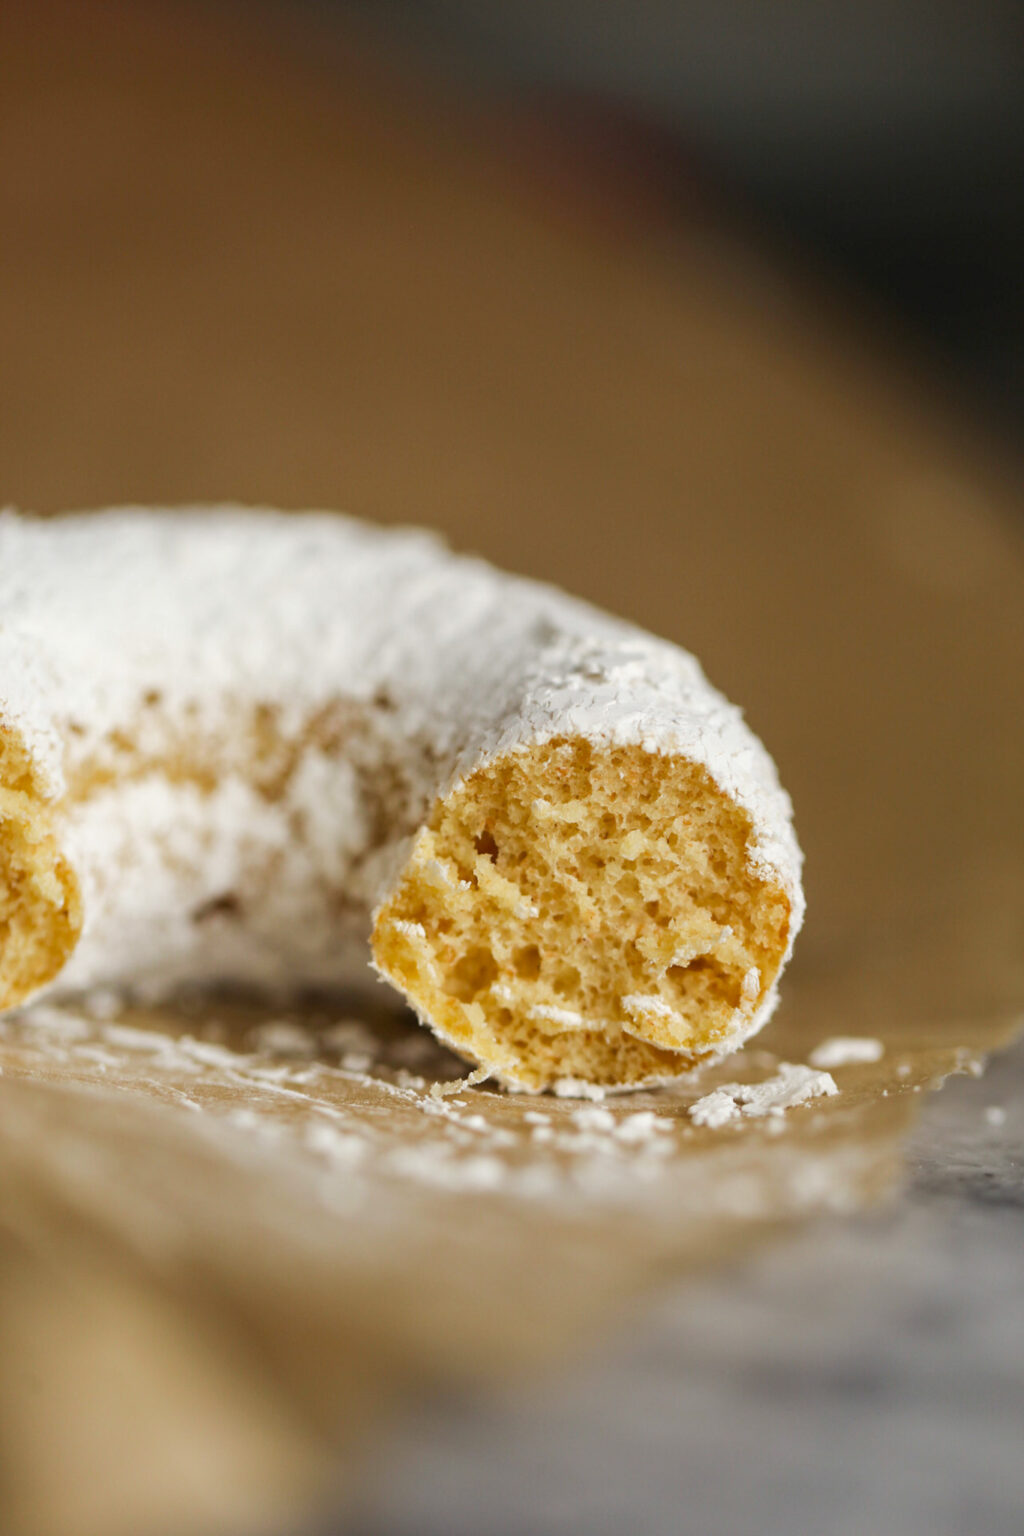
0;728;82;1009
372;737;793;1092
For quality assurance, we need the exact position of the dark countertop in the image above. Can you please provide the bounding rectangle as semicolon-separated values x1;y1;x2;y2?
359;1037;1024;1535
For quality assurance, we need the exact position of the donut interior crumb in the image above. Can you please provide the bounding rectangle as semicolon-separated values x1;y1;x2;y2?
0;729;81;1008
374;738;792;1091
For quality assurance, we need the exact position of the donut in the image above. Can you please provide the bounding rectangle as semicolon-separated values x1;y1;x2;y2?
0;507;803;1091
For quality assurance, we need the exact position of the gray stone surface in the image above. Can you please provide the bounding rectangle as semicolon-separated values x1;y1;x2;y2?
347;1038;1024;1535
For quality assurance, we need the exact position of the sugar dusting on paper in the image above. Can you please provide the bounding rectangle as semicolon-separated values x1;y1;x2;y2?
689;1062;839;1129
809;1036;885;1068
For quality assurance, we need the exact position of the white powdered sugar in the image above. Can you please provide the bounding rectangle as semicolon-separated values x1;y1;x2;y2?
621;994;677;1020
0;507;803;1059
551;1077;608;1102
529;1003;589;1031
809;1036;885;1068
689;1062;839;1128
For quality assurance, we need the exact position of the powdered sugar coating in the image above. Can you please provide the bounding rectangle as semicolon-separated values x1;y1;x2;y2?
0;507;803;1033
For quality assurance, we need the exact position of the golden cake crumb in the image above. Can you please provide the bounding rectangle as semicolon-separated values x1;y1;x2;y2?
0;729;81;1008
374;737;791;1091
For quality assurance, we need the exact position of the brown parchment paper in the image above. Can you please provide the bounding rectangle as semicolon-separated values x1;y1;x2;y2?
1;4;1023;1533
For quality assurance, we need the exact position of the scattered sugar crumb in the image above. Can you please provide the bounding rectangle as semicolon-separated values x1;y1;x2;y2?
614;1111;670;1144
572;1106;616;1133
177;1036;242;1070
689;1088;740;1129
429;1066;491;1099
984;1105;1007;1127
102;1021;176;1053
341;1051;373;1074
22;1004;92;1040
809;1036;884;1069
552;1077;607;1101
690;1062;838;1129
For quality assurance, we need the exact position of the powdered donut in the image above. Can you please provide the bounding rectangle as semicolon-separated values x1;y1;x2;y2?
0;508;803;1091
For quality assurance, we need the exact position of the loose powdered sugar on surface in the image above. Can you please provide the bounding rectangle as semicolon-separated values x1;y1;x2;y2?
0;1000;854;1211
689;1063;839;1128
809;1037;885;1069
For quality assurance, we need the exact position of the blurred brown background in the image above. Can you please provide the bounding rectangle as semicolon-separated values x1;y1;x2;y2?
337;0;1024;434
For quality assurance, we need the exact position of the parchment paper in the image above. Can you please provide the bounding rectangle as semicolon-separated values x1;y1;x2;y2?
1;4;1023;1533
